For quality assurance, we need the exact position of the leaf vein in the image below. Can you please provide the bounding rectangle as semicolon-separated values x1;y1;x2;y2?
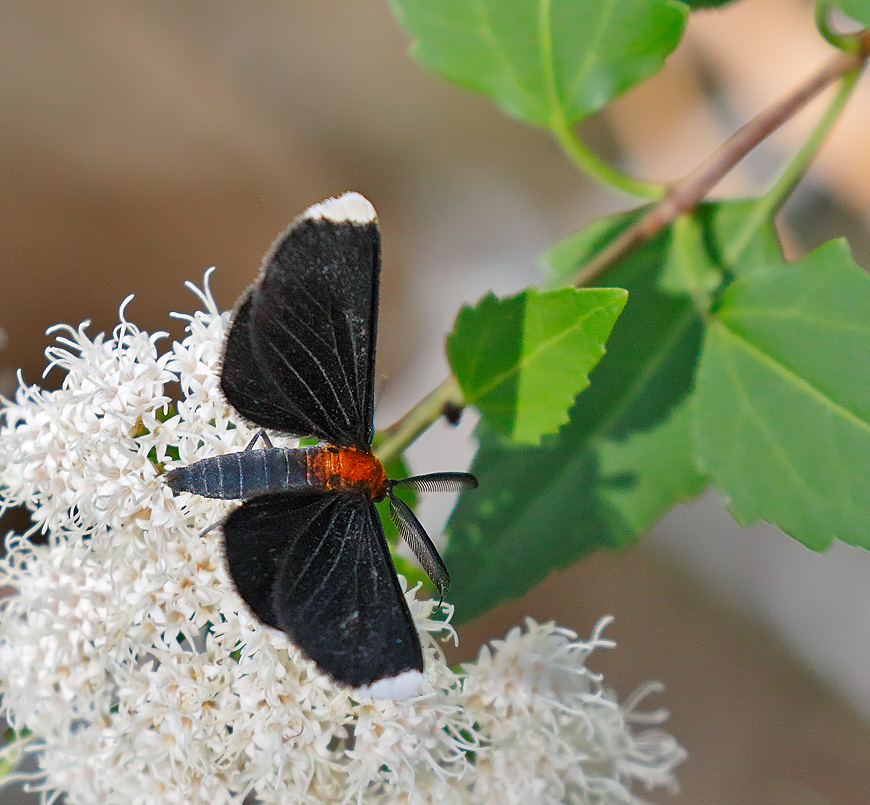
469;302;612;401
717;321;870;436
714;328;828;509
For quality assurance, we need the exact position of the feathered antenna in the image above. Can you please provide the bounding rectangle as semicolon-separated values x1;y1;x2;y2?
390;473;478;494
386;472;477;601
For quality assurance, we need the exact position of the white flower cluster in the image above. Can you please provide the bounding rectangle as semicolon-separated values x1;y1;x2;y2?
0;274;684;804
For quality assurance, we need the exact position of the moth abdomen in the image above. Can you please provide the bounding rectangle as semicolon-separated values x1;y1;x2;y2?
165;447;308;500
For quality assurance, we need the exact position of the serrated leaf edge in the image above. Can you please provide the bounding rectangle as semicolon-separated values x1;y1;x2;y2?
461;290;625;406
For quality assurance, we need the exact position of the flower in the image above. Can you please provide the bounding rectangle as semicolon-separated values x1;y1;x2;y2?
0;273;684;804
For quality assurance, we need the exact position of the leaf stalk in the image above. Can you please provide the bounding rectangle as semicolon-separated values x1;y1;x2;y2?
550;113;667;199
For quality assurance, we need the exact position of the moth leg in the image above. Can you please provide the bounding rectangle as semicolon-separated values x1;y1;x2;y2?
244;430;274;451
198;520;223;538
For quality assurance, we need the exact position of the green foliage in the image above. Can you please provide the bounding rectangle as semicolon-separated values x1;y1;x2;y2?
446;204;765;620
446;288;627;444
388;0;687;127
697;198;785;277
386;0;870;620
695;240;870;550
444;200;787;620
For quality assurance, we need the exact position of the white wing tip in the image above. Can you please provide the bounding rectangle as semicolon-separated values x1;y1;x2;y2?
302;192;377;224
353;669;423;700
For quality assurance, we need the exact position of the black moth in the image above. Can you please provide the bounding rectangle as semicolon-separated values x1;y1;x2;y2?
165;192;477;699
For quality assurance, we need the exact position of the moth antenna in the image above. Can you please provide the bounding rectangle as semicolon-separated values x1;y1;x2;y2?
390;472;478;494
387;489;450;598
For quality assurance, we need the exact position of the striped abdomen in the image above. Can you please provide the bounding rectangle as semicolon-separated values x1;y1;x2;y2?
165;445;388;501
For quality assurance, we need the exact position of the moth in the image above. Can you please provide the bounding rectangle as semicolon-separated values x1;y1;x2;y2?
166;192;476;699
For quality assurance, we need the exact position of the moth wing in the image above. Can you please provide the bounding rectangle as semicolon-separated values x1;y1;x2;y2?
221;293;328;436
221;193;380;447
222;492;423;695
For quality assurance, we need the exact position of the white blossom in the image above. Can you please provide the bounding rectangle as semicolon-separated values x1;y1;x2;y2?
0;273;684;804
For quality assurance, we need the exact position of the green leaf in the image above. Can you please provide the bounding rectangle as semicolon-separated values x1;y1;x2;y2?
544;198;782;287
693;199;784;278
447;287;627;444
445;214;704;621
544;206;649;286
389;0;688;127
694;239;870;551
445;199;782;621
597;394;707;532
659;214;722;306
831;1;870;27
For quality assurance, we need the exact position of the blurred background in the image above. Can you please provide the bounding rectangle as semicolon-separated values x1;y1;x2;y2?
2;0;870;802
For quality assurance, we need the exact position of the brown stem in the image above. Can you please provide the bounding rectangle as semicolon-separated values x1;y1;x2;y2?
573;34;870;287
